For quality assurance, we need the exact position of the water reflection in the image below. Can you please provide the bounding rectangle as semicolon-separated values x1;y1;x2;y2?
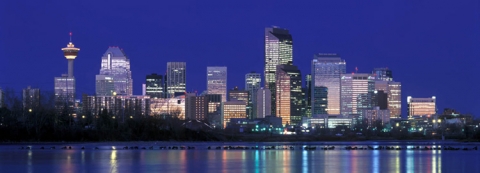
110;150;117;173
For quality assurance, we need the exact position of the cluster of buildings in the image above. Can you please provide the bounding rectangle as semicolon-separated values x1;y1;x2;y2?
0;27;473;135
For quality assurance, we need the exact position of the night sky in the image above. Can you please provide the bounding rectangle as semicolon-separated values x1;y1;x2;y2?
0;0;479;117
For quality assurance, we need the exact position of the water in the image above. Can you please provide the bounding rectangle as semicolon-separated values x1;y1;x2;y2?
0;142;479;173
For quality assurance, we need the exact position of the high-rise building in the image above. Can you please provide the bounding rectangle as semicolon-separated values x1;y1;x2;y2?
265;27;293;116
245;72;261;119
205;94;222;128
340;73;375;116
312;86;328;115
150;95;186;119
305;74;312;117
166;62;186;98
221;100;247;128
145;73;163;98
55;33;79;114
373;68;393;82
374;80;402;118
99;47;133;96
207;66;227;102
185;93;208;120
95;75;115;96
372;90;388;110
312;54;346;115
228;87;249;102
276;63;302;126
407;96;436;119
363;107;390;127
256;88;271;119
23;86;40;112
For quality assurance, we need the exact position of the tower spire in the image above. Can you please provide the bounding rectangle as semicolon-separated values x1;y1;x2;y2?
69;32;72;42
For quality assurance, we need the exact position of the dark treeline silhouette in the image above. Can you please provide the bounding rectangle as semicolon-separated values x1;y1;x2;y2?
0;89;222;142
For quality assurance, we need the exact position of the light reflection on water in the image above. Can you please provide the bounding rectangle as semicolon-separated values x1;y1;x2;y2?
1;143;479;173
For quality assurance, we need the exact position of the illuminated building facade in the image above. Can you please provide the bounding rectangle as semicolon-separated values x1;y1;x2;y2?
55;34;79;114
374;80;402;118
99;47;133;96
305;74;312;117
150;95;186;119
207;66;227;102
185;94;208;120
340;73;375;116
82;95;150;120
205;94;222;128
363;106;391;127
166;62;186;98
245;72;261;119
407;96;436;119
265;27;293;116
145;73;163;98
372;68;393;82
312;54;346;115
95;75;115;96
312;86;328;115
275;63;302;126
221;100;247;128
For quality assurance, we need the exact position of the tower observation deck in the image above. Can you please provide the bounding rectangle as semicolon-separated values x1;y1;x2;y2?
61;32;80;77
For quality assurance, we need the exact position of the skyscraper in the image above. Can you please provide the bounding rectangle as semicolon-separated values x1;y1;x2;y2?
185;94;208;120
340;73;375;116
95;75;115;96
265;27;293;115
276;63;302;126
256;88;271;119
373;68;393;81
23;86;40;112
312;54;346;115
407;96;436;119
305;74;312;117
145;73;163;98
312;86;328;115
207;66;227;102
55;33;79;114
228;87;249;103
99;47;133;96
166;62;186;98
245;72;261;119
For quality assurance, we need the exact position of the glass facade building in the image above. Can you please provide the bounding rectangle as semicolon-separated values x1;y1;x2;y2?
275;63;302;126
373;67;393;82
99;47;133;96
207;66;227;102
166;62;186;98
245;72;261;119
312;54;346;115
340;73;375;116
264;27;293;116
256;88;271;119
407;96;436;119
145;73;163;98
95;75;115;96
313;86;328;115
54;75;76;114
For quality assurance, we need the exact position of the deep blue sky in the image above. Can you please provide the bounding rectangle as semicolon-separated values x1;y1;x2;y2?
0;0;479;117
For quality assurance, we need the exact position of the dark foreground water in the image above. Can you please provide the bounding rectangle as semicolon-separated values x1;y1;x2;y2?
0;142;479;173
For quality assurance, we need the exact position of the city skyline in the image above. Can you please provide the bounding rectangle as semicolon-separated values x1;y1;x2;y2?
0;1;478;117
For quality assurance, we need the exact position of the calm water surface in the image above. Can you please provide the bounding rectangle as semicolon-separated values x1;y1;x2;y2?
0;142;479;173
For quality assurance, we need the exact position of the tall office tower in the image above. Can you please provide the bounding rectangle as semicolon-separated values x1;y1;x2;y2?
407;96;436;119
340;73;375;117
256;88;271;119
374;80;402;118
55;33;80;114
372;90;388;110
206;94;222;127
207;66;227;102
99;47;133;96
166;62;186;98
95;75;115;96
265;27;293;116
221;100;247;128
23;86;40;112
245;72;261;119
305;74;312;117
228;87;249;102
145;73;163;98
312;86;328;115
373;68;393;81
312;54;346;115
185;94;208;120
276;63;302;126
